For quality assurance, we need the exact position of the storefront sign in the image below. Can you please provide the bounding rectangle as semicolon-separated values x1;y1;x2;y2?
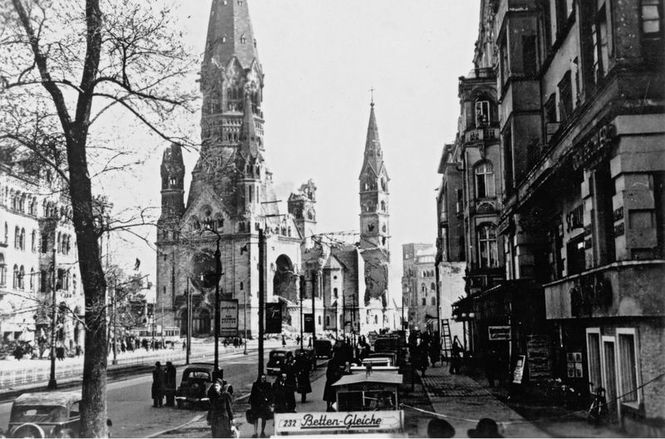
265;302;282;334
219;299;238;337
274;411;403;435
513;355;526;384
526;334;551;380
488;326;511;341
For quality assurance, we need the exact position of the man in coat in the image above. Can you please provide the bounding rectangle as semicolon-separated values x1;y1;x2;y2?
151;362;165;407
272;373;289;414
295;351;312;403
164;362;177;406
249;374;273;438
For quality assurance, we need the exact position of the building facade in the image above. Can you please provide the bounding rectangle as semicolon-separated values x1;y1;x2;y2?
0;150;84;353
440;0;665;434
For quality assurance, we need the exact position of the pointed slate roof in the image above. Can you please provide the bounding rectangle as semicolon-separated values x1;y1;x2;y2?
204;0;260;70
360;102;387;179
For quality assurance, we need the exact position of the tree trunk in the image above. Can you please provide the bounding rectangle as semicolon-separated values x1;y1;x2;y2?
67;137;108;437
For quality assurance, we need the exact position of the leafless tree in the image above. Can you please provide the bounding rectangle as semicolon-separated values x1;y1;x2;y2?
0;0;196;435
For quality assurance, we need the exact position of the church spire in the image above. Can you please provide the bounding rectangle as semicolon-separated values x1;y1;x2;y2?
203;0;260;70
361;99;384;178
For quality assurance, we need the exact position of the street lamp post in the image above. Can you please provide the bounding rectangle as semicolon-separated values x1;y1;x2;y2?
311;270;317;370
186;277;191;365
299;275;305;350
201;220;223;373
47;245;57;390
243;284;248;355
257;227;266;380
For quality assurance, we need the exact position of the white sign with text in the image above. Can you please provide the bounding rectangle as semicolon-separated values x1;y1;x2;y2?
274;411;403;435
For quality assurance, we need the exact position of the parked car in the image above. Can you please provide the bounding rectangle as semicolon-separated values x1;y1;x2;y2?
175;363;216;409
313;339;333;359
266;349;294;375
4;391;112;438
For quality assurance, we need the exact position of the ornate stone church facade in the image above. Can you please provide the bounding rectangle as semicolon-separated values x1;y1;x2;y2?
156;0;395;338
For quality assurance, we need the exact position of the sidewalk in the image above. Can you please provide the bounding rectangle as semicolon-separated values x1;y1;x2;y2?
414;363;548;437
0;339;283;394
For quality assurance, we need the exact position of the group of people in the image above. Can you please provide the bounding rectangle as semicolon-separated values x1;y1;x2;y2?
151;361;177;408
247;350;313;437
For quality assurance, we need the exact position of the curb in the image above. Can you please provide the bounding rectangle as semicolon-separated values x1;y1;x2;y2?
146;414;205;438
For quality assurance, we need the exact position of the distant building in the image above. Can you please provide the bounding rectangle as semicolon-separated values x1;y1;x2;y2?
0;149;84;352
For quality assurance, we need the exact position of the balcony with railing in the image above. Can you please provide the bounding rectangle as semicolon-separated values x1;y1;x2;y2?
463;127;500;145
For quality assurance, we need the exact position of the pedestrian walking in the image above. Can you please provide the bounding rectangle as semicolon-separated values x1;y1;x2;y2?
281;334;286;347
282;354;297;412
485;348;499;387
323;360;342;412
295;351;311;403
429;335;441;367
165;361;177;406
151;362;165;407
207;379;235;438
272;373;289;414
249;375;273;438
450;336;463;375
416;338;429;377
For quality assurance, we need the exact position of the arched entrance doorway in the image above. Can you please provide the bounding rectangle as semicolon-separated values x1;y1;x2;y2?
273;254;296;301
193;308;211;335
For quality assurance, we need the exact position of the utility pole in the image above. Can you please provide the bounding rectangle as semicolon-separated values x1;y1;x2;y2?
47;245;57;390
257;227;266;379
311;270;317;370
111;278;118;365
186;278;191;365
299;275;305;350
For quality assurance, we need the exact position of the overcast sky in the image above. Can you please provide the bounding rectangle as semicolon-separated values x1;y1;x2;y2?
105;0;480;297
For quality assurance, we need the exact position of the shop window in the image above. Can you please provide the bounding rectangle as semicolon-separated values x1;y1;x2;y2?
618;330;639;403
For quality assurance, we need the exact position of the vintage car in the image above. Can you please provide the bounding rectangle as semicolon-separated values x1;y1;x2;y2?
266;349;295;375
4;391;111;438
313;339;333;359
175;363;217;409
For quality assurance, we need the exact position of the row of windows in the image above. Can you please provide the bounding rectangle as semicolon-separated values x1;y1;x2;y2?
2;223;73;255
420;297;438;306
0;255;76;293
1;187;68;219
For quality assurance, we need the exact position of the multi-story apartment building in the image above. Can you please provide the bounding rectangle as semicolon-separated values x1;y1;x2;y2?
0;148;84;353
440;0;665;434
402;243;438;332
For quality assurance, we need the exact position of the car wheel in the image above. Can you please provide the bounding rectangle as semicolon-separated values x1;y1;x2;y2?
12;423;45;438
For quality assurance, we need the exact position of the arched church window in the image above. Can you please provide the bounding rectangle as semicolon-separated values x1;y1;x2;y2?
381;179;386;191
307;210;314;220
382;237;386;246
374;315;378;324
431;297;436;305
382;224;386;233
240;34;246;44
240;282;244;291
368;223;375;232
326;316;330;327
380;201;386;211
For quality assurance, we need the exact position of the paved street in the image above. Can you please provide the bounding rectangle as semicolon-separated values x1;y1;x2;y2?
0;340;286;437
